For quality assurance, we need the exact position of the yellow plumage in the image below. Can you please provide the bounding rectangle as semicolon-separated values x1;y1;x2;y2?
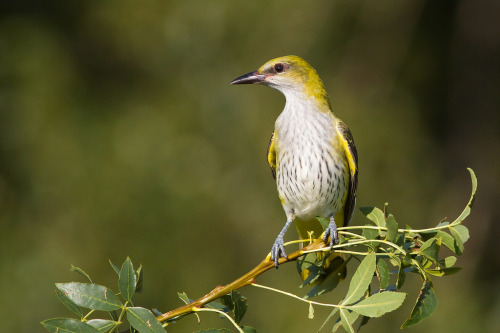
231;56;358;284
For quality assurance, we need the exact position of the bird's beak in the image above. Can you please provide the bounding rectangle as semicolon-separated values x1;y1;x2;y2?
230;71;266;85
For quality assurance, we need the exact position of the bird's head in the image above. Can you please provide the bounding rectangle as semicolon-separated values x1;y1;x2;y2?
231;55;330;107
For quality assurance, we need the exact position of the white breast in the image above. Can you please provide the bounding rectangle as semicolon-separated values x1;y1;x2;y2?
274;97;348;221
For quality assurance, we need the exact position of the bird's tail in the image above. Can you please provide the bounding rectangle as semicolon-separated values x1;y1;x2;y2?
295;217;347;287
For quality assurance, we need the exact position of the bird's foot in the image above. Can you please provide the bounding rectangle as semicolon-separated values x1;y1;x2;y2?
270;235;288;268
322;216;339;248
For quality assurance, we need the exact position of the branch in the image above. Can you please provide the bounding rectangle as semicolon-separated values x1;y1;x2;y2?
156;236;329;323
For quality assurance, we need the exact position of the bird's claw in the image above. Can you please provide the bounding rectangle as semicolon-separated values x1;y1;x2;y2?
322;219;339;248
270;235;288;268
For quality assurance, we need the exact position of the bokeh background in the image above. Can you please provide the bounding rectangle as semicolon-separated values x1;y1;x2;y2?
1;1;499;332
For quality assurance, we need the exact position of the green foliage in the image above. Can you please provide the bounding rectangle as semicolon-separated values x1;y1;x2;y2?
44;259;154;333
42;169;476;333
127;307;165;333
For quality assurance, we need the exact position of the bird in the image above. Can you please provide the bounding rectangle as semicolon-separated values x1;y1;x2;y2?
231;56;358;280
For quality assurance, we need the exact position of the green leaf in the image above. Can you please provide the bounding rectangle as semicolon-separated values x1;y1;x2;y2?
376;259;389;290
308;302;314;319
396;265;406;289
56;283;122;311
454;225;470;242
385;214;398;242
119;257;136;302
401;281;437;328
388;253;401;267
136;264;144;292
425;267;462;277
70;265;93;283
242;326;257;333
56;290;83;317
343;252;376;305
177;292;191;304
440;256;457;268
363;228;380;250
449;225;470;255
195;329;231;333
127;307;165;333
395;233;405;247
41;318;100;333
109;260;120;276
304;256;346;299
360;207;386;227
339;308;355;333
316;216;330;230
298;253;323;287
231;290;248;324
221;294;235;311
86;319;117;332
349;291;406;317
419;238;440;263
435;231;457;254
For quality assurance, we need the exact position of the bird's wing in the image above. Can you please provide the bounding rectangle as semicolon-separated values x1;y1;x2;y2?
267;132;277;180
337;120;358;226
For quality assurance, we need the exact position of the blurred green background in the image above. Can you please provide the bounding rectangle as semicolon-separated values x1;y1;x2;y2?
1;1;499;332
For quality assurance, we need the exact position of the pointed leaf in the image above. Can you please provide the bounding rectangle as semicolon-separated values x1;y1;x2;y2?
86;319;117;332
231;290;248;324
136;265;144;292
109;260;120;276
242;326;257;333
119;257;136;302
360;207;386;227
349;291;406;317
177;292;191;304
70;266;93;283
56;283;122;311
343;252;376;305
56;290;83;317
127;307;165;333
339;308;355;333
376;259;389;290
385;214;398;242
396;265;406;289
425;267;461;277
41;318;100;333
401;281;437;328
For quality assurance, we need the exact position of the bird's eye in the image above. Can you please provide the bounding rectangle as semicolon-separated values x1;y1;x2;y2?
274;63;285;73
